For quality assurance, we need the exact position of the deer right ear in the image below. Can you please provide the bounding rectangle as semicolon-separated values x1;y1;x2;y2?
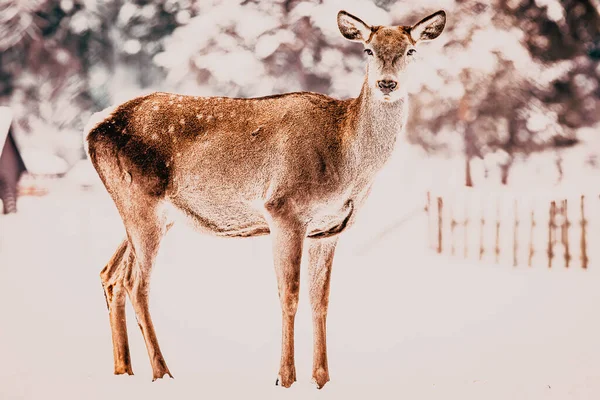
337;11;372;42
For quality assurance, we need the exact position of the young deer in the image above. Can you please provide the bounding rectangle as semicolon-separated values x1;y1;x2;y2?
85;9;446;389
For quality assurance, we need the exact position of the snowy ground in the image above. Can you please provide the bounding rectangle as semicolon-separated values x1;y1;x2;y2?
1;162;600;399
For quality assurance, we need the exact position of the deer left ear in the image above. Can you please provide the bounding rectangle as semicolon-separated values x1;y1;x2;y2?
410;10;446;42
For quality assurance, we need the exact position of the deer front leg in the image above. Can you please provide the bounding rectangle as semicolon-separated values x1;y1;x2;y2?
308;237;338;389
267;200;306;388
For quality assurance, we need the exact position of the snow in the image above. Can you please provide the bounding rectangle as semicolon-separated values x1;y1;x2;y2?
1;154;600;399
535;0;565;22
19;149;69;176
255;30;295;60
123;39;142;55
65;159;103;188
2;2;599;395
117;3;137;26
196;50;265;88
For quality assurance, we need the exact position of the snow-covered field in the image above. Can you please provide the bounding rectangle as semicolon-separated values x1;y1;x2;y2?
1;158;600;399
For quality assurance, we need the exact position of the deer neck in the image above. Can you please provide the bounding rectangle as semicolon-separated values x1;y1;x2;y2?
350;78;408;173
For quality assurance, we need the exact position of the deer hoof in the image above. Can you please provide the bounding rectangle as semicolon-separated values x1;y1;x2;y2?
311;368;330;389
275;366;296;388
113;367;134;376
152;370;174;382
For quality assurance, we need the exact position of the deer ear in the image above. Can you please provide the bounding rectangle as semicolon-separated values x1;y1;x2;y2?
410;10;446;42
337;10;372;42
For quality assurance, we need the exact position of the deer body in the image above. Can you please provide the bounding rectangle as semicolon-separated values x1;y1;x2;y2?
86;9;445;389
91;88;404;238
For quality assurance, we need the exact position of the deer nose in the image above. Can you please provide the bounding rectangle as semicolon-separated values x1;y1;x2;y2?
377;80;397;94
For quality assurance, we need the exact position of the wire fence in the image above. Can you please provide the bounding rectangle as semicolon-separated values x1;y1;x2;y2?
425;187;600;268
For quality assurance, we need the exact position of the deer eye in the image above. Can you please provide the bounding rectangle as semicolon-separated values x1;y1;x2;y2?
407;49;416;56
364;49;373;56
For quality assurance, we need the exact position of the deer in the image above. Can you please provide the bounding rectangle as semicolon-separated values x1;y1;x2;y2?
84;9;446;389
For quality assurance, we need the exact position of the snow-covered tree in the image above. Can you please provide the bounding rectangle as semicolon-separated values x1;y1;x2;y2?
0;0;598;181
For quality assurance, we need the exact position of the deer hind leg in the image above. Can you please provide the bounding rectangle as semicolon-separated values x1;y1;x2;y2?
121;205;173;381
266;198;306;388
307;237;338;389
100;239;133;375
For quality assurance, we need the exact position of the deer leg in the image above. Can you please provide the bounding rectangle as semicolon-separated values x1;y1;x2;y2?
308;237;338;389
123;214;172;381
267;201;306;388
100;239;133;375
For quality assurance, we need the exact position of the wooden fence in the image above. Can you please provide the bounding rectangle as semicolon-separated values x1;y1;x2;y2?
425;187;600;268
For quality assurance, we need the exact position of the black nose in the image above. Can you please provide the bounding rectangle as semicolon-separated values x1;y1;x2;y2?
377;80;397;94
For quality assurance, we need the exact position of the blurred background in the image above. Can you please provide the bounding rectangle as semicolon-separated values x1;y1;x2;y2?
2;2;600;399
1;0;599;187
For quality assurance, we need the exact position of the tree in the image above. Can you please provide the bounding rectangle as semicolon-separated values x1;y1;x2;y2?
399;0;600;185
0;0;197;163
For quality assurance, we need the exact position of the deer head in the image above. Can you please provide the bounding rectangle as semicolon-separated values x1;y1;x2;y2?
338;9;446;102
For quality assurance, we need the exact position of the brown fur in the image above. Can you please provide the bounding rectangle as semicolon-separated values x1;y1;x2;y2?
86;9;446;389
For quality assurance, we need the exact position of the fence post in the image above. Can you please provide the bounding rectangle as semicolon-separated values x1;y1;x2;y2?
580;195;588;269
548;201;556;268
437;196;443;254
528;208;535;267
560;199;570;268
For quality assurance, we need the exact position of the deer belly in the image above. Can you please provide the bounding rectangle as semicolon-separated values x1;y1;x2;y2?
171;196;355;239
170;198;270;237
307;199;354;238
